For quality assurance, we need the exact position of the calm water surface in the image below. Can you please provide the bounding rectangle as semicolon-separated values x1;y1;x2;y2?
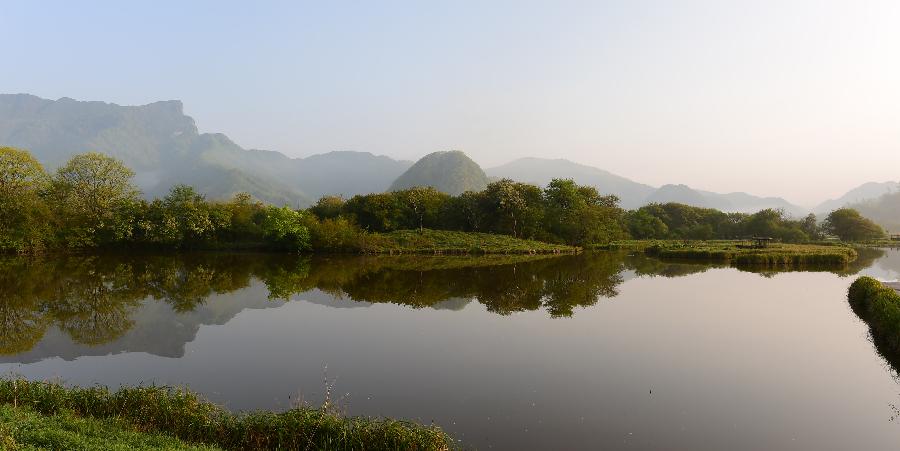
2;249;900;450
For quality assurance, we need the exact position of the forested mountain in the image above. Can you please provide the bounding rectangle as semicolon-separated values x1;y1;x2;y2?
390;150;489;195
0;94;410;206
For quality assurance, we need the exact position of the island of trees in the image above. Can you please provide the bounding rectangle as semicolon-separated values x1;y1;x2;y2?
0;146;888;255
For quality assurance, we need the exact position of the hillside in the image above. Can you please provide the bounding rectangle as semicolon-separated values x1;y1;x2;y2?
814;181;899;214
849;191;900;233
390;150;489;195
0;94;410;206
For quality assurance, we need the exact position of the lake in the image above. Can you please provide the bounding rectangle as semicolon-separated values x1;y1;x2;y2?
2;249;900;450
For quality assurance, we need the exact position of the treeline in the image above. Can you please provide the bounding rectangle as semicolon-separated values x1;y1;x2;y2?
1;147;310;252
311;178;627;246
0;146;886;253
624;203;884;242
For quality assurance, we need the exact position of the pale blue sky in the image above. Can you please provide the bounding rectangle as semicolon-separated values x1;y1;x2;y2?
2;0;899;205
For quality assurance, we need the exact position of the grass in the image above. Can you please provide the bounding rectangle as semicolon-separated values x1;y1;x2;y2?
849;277;900;355
0;404;217;450
595;240;857;268
0;379;453;451
359;229;578;255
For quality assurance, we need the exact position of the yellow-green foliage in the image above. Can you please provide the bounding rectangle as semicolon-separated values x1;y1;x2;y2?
0;379;453;451
849;277;900;352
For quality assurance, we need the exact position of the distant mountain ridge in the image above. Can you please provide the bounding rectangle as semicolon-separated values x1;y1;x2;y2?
1;94;891;217
0;94;411;206
486;158;805;215
813;181;900;214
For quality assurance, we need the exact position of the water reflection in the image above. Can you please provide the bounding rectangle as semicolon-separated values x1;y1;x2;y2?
0;249;888;359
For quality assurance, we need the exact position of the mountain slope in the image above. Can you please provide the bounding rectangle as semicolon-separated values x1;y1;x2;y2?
0;94;411;206
486;157;804;214
814;181;899;214
390;150;489;195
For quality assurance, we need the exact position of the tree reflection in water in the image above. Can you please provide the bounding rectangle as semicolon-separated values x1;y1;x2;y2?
0;249;881;354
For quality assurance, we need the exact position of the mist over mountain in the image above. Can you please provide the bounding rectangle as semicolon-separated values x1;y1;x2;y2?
847;190;900;234
0;94;888;218
0;94;410;206
813;181;900;214
390;150;489;195
485;157;805;215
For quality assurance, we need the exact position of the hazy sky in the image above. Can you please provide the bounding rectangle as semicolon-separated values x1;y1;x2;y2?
2;0;899;206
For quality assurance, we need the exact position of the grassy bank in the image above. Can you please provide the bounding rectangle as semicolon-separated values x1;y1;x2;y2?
360;229;578;254
848;277;900;354
0;379;453;451
595;240;857;267
0;404;217;450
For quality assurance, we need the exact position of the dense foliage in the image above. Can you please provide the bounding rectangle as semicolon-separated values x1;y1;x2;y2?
0;148;311;253
1;147;888;253
624;204;827;242
823;208;886;241
335;178;628;246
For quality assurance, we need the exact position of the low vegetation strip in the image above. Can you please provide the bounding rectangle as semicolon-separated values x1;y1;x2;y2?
0;379;453;451
360;229;578;255
598;240;857;267
0;404;217;450
848;277;900;353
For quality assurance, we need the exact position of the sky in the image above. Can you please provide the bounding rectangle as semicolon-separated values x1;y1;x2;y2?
2;0;899;206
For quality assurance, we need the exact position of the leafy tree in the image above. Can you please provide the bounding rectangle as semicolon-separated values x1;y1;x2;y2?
544;179;626;245
801;213;823;240
823;208;885;241
50;152;139;247
261;206;311;251
395;187;450;231
624;210;669;239
309;195;345;220
0;147;50;251
482;179;544;238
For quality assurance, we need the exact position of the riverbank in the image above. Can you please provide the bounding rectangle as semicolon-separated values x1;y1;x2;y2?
848;277;900;356
595;240;857;267
0;379;453;451
360;229;578;254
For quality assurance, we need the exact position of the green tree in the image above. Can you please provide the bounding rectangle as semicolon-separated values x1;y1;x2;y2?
309;195;345;220
801;213;822;240
483;179;544;238
823;208;885;241
50;152;139;247
261;206;311;251
0;147;50;251
625;210;669;239
396;187;450;231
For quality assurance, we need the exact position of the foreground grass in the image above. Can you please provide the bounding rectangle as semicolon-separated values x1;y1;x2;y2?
0;404;217;450
596;240;857;267
849;277;900;354
0;380;453;451
360;229;578;254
